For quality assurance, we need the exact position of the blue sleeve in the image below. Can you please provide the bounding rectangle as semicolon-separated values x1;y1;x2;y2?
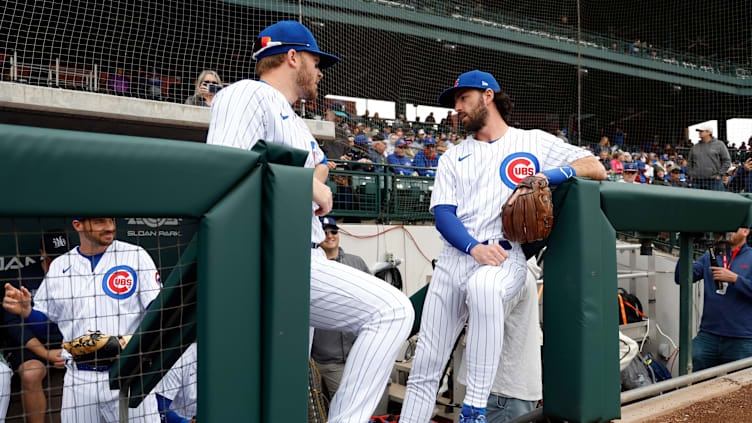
674;252;709;284
24;309;52;338
156;394;190;423
433;204;480;254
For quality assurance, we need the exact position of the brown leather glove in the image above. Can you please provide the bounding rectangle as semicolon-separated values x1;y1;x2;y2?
501;176;554;243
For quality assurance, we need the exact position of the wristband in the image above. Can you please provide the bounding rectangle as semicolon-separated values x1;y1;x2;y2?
542;166;576;185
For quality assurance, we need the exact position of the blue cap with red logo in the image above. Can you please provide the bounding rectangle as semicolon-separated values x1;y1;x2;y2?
438;70;501;107
395;138;410;147
424;136;436;145
624;162;639;172
252;21;340;69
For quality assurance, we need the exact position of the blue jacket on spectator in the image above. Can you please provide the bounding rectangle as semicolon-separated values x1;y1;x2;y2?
412;151;438;177
674;243;752;338
386;153;413;175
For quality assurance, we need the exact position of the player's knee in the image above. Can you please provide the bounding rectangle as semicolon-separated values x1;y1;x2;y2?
466;275;499;300
18;360;47;385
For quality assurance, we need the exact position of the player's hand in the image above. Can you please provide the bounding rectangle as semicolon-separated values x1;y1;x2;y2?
469;244;508;266
744;159;752;172
312;179;333;216
3;283;32;318
47;349;66;369
710;266;738;283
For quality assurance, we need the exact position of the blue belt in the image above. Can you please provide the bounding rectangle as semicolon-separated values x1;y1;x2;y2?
76;363;111;372
312;243;318;249
482;239;512;250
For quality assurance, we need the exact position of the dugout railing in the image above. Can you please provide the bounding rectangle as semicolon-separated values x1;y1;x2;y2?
0;124;313;423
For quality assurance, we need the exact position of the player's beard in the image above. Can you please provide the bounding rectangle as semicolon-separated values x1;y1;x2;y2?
462;97;488;133
296;60;318;101
81;228;115;248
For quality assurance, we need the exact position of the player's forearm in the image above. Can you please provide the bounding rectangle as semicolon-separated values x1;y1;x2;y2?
24;337;49;359
570;156;607;180
314;163;329;183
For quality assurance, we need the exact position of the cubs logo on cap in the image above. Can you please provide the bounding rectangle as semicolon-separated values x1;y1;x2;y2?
500;153;540;189
102;265;138;300
439;70;501;108
252;20;340;69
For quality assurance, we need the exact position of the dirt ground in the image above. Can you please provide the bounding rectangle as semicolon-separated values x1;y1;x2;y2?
641;383;752;423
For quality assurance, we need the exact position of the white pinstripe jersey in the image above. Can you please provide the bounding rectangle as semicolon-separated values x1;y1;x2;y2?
156;342;197;419
33;240;161;341
429;127;591;245
207;79;327;244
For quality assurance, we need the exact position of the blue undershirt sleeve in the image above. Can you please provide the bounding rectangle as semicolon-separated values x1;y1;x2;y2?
433;204;480;255
156;394;190;423
24;309;51;337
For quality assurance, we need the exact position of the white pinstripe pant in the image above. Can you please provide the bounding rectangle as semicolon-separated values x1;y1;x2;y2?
310;248;414;423
0;361;10;423
400;244;527;423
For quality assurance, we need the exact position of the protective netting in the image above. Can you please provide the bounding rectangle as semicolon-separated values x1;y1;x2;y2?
0;217;198;422
1;0;751;192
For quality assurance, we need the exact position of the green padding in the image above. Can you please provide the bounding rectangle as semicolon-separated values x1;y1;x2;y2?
109;236;198;406
600;182;752;232
0;124;260;217
199;168;264;421
544;179;620;422
261;163;312;423
408;284;429;337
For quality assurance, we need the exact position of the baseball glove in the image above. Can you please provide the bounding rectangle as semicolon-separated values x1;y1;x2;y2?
501;175;554;243
62;331;131;364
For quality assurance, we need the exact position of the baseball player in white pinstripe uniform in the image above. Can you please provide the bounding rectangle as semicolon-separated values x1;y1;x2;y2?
3;217;161;423
399;70;606;423
154;342;197;422
0;353;10;423
206;20;413;423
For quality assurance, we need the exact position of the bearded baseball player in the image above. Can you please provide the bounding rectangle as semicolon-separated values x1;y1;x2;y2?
399;70;606;423
206;21;413;423
3;217;162;422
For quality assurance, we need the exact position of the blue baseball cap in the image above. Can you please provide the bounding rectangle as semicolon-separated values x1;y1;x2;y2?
438;70;501;107
624;162;639;172
423;136;436;145
354;135;370;145
395;138;410;147
252;21;340;69
319;216;338;229
71;217;84;223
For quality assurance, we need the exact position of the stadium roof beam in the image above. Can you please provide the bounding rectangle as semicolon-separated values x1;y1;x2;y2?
231;0;752;96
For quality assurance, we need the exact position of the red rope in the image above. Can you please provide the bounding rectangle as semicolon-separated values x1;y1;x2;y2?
338;225;433;264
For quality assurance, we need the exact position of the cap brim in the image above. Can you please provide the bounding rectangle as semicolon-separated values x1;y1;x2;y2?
438;86;461;108
316;51;340;69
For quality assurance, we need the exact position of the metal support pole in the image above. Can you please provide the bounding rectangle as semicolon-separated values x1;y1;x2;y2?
55;57;60;87
119;388;129;423
678;233;694;376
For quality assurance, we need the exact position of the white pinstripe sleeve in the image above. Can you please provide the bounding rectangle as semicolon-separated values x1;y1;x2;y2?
207;83;270;151
538;132;592;170
429;154;458;213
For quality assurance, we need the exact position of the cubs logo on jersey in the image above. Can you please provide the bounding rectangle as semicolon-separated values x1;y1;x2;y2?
102;265;138;299
500;152;540;189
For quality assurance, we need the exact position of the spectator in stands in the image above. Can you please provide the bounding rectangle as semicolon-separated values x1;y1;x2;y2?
556;129;568;143
741;141;749;151
630;40;641;55
440;111;453;127
312;217;390;414
652;168;670;186
368;138;388;173
619;162;639;183
674;226;752;372
2;231;67;423
412;137;439;177
425;112;436;123
731;159;752;192
598;150;611;171
669;167;688;188
610;151;625;174
109;68;130;95
387;138;413;175
595;136;610;155
614;128;625;146
146;67;163;100
393;114;406;128
688;124;731;191
185;70;222;107
385;133;399;157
